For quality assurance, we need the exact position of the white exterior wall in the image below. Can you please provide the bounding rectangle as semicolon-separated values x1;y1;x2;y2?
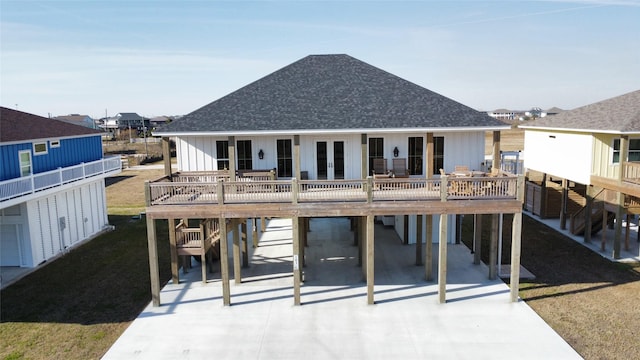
176;131;486;179
441;132;486;173
25;179;108;267
524;130;593;184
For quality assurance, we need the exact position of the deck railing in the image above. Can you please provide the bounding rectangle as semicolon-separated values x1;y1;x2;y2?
623;161;640;185
0;156;122;203
147;172;522;206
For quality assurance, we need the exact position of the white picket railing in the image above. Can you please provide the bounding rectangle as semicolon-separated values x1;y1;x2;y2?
0;156;122;203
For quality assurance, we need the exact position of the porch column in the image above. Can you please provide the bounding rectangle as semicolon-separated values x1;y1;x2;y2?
361;134;368;178
146;216;161;307
438;213;448;303
162;136;172;178
425;215;433;281
220;217;231;306
560;178;568;230
168;218;179;284
510;212;523;302
228;136;236;181
584;186;594;243
426;133;434;178
294;135;301;181
489;214;499;280
416;215;423;265
366;214;375;305
292;216;301;305
492;131;501;171
232;219;242;284
471;215;480;266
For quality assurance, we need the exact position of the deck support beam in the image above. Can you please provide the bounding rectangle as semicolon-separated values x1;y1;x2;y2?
560;178;568;230
489;214;499;280
584;186;594;243
232;219;242;284
415;214;423;265
292;216;301;305
510;212;522;302
168;217;179;284
241;219;249;268
220;217;231;306
252;218;259;248
146;216;161;307
438;214;448;303
366;214;375;305
425;215;433;281
357;216;363;267
473;214;483;265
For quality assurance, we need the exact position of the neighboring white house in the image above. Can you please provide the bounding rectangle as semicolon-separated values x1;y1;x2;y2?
520;90;640;258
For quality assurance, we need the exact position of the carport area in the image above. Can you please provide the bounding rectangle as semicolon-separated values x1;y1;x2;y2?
103;217;580;359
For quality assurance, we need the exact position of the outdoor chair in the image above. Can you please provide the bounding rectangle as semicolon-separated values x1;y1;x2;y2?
392;158;410;178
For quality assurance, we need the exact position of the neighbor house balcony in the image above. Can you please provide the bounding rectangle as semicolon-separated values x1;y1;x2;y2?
0;156;122;208
590;161;640;201
145;170;525;218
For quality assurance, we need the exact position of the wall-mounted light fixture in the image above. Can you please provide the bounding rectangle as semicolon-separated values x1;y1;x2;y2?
393;146;399;157
258;149;264;160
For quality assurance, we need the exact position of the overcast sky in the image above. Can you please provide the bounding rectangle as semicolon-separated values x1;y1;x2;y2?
1;0;639;119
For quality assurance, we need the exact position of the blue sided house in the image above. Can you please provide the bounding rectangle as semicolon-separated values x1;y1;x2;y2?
0;107;121;269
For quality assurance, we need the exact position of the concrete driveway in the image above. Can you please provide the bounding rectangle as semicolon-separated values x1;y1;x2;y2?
103;217;580;359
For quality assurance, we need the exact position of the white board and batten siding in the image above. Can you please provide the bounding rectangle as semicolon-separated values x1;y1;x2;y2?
524;130;592;184
176;131;487;177
24;179;109;267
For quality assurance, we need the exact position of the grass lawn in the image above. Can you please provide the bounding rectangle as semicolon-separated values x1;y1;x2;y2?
2;165;640;359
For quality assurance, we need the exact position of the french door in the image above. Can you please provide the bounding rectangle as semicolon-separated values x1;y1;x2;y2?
316;140;345;180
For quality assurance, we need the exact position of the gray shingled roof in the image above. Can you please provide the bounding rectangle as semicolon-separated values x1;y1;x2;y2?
520;90;640;134
1;107;101;143
157;54;506;135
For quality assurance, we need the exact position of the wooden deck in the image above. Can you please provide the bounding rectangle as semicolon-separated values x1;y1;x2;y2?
144;172;525;219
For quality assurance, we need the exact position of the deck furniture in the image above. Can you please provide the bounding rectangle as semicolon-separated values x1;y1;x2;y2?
372;158;388;177
392;158;410;178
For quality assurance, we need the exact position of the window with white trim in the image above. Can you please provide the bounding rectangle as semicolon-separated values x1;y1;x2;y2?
216;140;229;170
33;142;47;155
50;139;60;148
612;138;640;164
19;150;32;177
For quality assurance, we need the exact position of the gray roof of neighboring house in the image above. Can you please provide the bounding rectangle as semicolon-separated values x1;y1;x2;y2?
117;113;144;121
520;90;640;134
157;54;507;135
1;107;101;143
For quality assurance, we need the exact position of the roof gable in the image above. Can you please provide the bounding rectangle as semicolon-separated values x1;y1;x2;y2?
158;54;505;134
1;107;101;143
521;90;640;134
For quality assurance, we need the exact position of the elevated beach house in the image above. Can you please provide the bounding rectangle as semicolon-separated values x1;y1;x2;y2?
520;90;640;259
0;107;121;269
147;54;525;306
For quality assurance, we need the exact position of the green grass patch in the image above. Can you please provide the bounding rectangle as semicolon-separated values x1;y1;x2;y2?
0;216;171;359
